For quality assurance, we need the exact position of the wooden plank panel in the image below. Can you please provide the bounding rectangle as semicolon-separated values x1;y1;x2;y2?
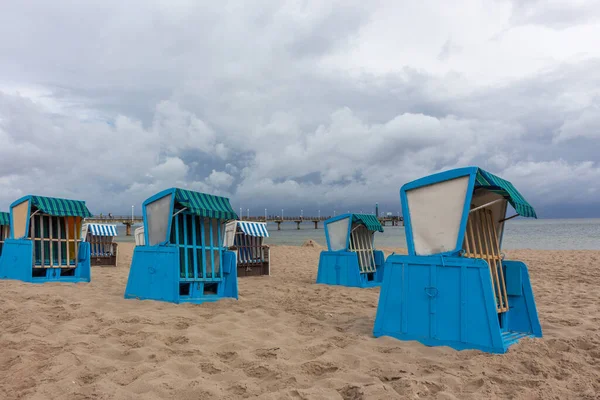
74;217;79;267
487;210;509;311
40;215;45;267
65;216;70;266
480;209;502;311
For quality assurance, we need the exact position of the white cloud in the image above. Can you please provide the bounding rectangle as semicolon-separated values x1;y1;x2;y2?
206;170;234;188
555;105;600;142
0;0;598;217
149;157;188;181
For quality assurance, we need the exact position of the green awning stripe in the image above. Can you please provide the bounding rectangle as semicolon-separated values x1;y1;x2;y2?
205;194;219;218
30;195;92;218
0;212;10;226
475;169;537;218
173;188;238;220
352;213;384;232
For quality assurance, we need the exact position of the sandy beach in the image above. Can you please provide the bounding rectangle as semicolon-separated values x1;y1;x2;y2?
1;243;599;399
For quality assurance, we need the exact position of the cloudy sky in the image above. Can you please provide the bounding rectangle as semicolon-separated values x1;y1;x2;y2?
1;0;599;218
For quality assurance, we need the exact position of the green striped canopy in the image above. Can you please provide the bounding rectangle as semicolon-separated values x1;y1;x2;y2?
352;213;384;232
30;196;92;218
0;212;9;226
475;169;537;218
174;188;238;220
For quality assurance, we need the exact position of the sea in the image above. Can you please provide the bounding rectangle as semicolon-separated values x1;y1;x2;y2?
115;218;600;250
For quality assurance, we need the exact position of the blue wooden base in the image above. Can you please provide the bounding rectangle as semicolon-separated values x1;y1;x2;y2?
124;246;238;304
373;255;542;354
0;239;91;283
316;250;385;288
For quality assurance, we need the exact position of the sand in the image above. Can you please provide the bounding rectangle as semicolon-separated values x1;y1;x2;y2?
1;243;600;400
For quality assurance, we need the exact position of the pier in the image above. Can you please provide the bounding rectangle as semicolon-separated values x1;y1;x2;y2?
243;215;403;230
85;215;404;234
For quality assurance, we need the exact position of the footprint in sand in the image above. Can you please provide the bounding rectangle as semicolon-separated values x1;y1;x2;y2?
255;347;279;360
199;362;222;375
338;385;364;400
245;364;275;379
463;377;486;393
301;360;339;376
174;320;191;330
164;335;189;345
217;351;237;363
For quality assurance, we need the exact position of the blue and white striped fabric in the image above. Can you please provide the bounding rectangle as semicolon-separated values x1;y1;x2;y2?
238;221;269;237
89;224;118;236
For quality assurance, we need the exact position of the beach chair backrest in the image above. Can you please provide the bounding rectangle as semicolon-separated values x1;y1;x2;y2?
404;175;470;256
134;227;145;246
349;223;376;273
463;207;509;313
401;167;537;257
30;214;83;268
6;195;92;269
325;215;351;251
233;227;264;264
85;224;117;257
170;211;226;281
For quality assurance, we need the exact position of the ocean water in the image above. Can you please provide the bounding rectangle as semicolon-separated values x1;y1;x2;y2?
114;219;600;250
261;218;600;250
115;224;142;242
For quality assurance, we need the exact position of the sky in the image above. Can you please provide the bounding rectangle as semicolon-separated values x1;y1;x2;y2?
1;0;599;218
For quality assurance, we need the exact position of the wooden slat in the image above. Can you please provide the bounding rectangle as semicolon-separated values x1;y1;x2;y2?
464;208;508;313
200;217;207;278
65;217;70;266
349;225;376;274
487;210;509;312
356;228;366;272
49;216;54;267
31;215;37;266
40;215;45;267
73;217;78;267
209;219;215;279
464;219;472;256
481;209;502;311
364;229;375;273
362;227;373;272
218;221;223;279
356;229;363;271
57;217;62;266
192;215;198;279
369;232;376;272
480;209;503;310
183;214;189;278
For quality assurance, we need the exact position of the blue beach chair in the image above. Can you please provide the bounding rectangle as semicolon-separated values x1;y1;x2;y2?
0;195;92;283
316;213;385;288
374;167;542;353
82;223;119;266
124;188;239;304
223;221;270;277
